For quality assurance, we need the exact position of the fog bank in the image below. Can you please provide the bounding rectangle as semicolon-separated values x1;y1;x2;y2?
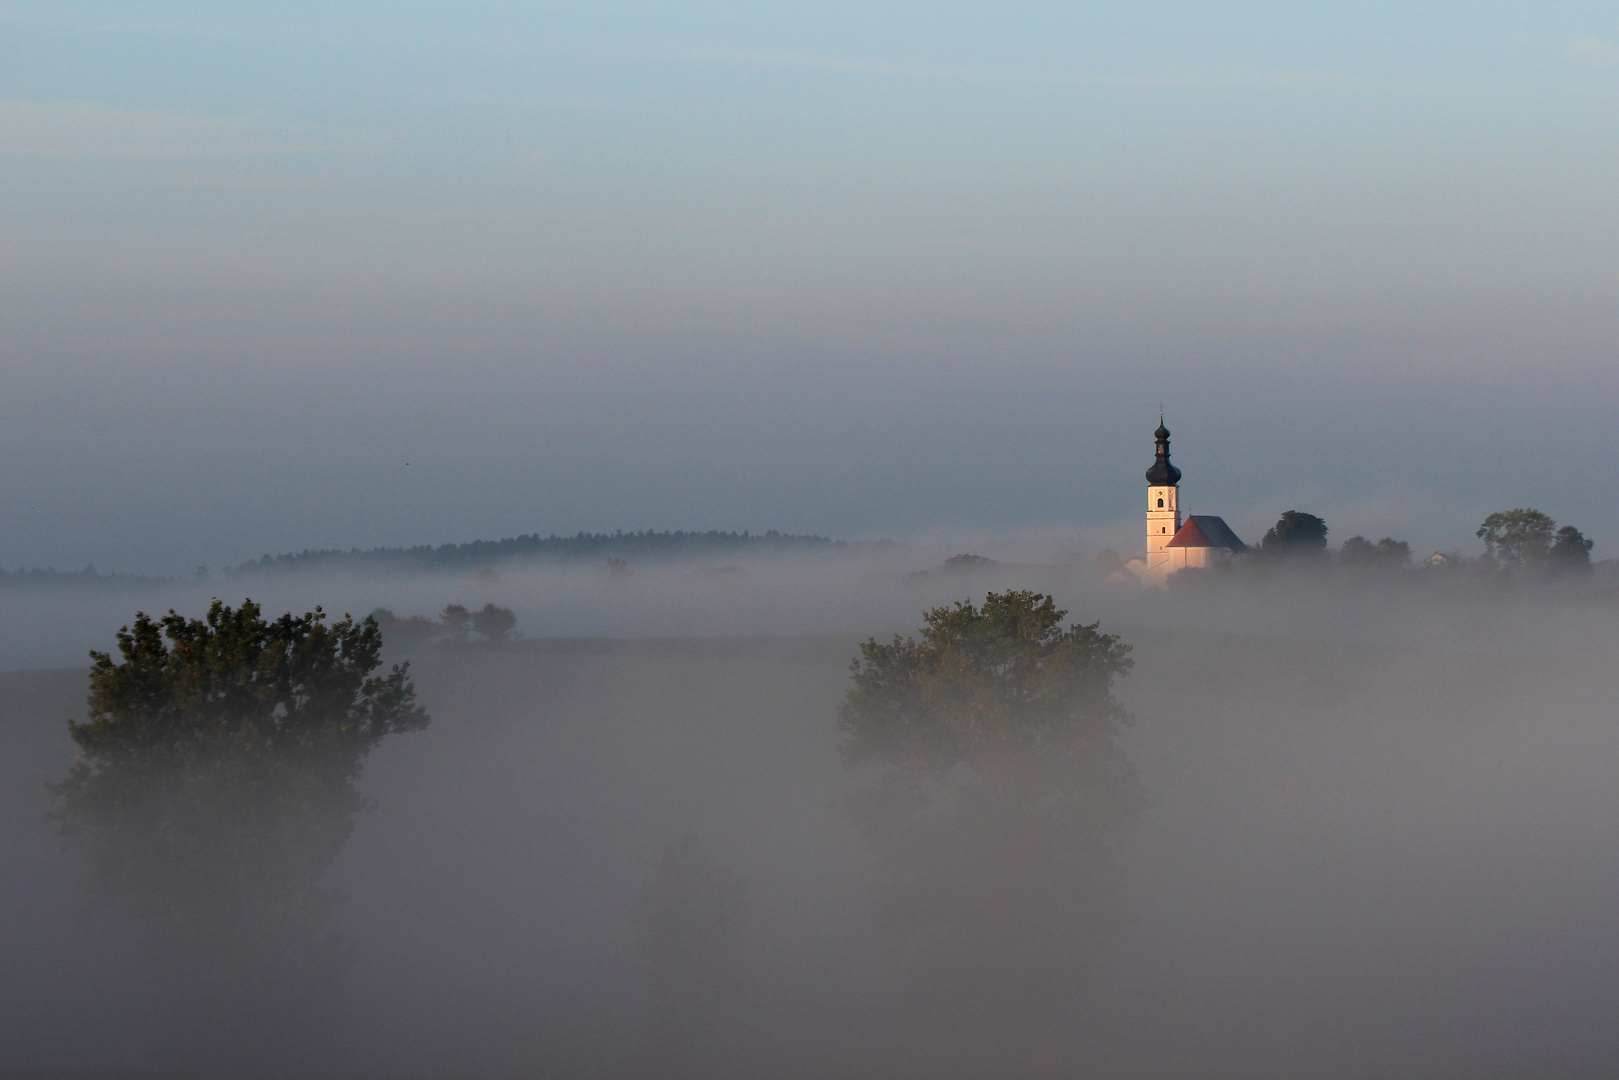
3;549;1618;1077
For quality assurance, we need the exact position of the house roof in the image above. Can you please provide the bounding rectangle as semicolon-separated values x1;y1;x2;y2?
1166;515;1248;552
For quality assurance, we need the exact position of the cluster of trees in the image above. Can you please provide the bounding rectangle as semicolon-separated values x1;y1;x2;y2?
1248;510;1412;568
1476;509;1594;571
369;602;519;645
1175;507;1596;577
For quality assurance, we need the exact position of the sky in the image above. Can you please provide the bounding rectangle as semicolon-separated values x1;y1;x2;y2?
2;2;1617;574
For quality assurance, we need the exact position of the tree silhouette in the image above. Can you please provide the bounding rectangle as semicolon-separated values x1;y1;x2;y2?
1259;511;1328;557
49;600;428;1072
1549;525;1594;571
438;603;472;642
1340;535;1411;570
471;602;518;642
1476;509;1556;567
838;591;1138;1030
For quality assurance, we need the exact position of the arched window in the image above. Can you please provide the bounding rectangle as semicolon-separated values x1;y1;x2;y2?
1162;526;1167;533
1157;497;1164;508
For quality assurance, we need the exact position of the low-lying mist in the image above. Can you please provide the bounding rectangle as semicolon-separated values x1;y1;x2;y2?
4;541;1619;1079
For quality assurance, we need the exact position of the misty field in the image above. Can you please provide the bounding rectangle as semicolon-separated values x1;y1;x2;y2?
5;589;1619;1080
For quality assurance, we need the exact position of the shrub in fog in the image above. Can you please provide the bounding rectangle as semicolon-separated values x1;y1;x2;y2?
1339;535;1411;571
1548;524;1594;572
48;600;429;1070
369;606;437;644
438;602;472;642
373;603;519;646
471;602;519;642
838;590;1139;1027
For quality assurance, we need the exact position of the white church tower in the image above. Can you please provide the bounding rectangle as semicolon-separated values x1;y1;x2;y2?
1145;417;1181;555
1122;416;1248;585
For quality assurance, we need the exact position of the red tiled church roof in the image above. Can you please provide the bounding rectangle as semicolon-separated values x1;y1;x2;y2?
1165;515;1248;552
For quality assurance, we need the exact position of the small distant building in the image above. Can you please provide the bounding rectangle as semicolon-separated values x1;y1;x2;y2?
1122;419;1247;585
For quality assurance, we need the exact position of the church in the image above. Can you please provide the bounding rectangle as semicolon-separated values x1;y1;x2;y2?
1120;418;1247;585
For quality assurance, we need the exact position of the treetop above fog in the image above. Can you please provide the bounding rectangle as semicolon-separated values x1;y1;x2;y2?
1477;509;1593;571
838;590;1134;777
48;599;430;1071
1259;511;1328;557
65;599;428;771
52;599;429;911
1176;505;1599;584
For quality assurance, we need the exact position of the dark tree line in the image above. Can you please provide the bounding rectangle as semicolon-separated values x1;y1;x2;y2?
232;528;859;577
0;564;172;590
1173;506;1597;578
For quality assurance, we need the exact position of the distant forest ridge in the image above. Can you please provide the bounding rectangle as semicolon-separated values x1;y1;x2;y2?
0;565;171;588
229;528;867;576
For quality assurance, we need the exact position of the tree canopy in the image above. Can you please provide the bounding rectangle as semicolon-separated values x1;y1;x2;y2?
1259;510;1328;557
471;602;519;641
837;591;1138;1026
840;590;1135;787
1476;509;1595;573
1549;524;1594;570
1477;509;1556;566
49;599;428;1070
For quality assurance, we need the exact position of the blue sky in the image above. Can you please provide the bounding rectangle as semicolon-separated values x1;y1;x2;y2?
2;3;1618;571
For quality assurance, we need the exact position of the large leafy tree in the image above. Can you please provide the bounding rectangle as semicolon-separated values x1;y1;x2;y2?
1476;508;1556;566
838;591;1138;1027
1259;510;1328;557
49;600;428;1069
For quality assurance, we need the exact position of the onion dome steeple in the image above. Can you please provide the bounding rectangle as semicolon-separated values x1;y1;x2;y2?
1145;416;1181;486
